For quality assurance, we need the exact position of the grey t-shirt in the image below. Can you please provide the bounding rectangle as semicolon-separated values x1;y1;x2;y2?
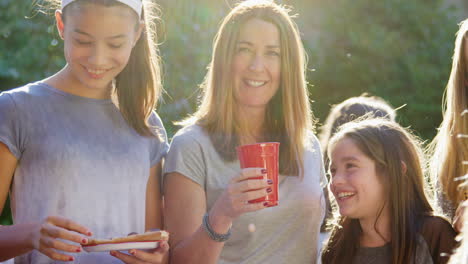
353;243;392;264
164;124;327;264
353;236;433;264
0;82;168;264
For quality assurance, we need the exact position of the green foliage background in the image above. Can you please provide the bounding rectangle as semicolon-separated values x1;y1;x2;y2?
310;0;458;139
0;0;464;225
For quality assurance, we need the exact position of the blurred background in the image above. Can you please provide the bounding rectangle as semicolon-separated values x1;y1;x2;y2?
1;0;467;225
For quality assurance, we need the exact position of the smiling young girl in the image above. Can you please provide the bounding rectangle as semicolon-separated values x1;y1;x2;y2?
322;119;456;264
318;95;397;232
0;0;168;263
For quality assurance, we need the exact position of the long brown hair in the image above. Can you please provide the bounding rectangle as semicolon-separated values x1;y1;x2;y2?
180;0;314;176
428;18;468;208
322;119;433;264
38;0;163;138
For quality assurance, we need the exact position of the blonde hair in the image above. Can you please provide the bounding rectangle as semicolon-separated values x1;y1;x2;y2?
36;0;163;138
428;18;468;207
181;0;314;176
322;119;433;264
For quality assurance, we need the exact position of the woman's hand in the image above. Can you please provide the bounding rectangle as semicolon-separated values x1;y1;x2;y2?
453;200;468;233
29;216;92;262
110;241;169;264
210;168;273;222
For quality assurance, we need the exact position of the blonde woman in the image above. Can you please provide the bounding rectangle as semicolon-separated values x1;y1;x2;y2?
429;18;468;233
163;1;326;263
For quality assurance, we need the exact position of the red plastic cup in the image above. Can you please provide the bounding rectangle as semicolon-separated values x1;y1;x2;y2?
236;142;280;207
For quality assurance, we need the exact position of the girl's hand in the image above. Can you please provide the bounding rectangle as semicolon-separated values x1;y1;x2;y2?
210;168;273;222
29;216;92;262
110;241;169;264
453;200;468;233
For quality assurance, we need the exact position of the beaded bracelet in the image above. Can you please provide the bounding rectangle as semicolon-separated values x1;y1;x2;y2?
202;213;231;242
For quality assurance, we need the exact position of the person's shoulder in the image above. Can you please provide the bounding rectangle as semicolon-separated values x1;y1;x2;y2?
168;124;208;147
148;110;166;130
420;215;457;263
0;82;43;107
1;82;50;102
146;111;169;144
421;215;456;241
422;215;453;231
305;130;322;153
166;124;210;158
308;130;320;144
173;124;207;141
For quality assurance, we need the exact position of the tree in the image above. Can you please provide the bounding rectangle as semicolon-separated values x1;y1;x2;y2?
0;0;64;90
308;0;458;140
